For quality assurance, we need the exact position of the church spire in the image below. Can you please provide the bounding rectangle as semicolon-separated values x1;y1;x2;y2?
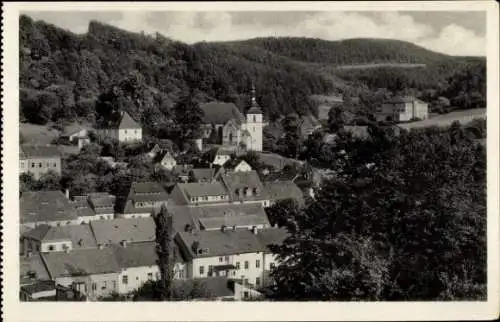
247;81;262;115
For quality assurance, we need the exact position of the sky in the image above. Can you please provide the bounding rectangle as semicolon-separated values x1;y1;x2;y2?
24;11;486;56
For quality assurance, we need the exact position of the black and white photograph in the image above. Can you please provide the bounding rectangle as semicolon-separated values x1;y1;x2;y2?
2;1;499;321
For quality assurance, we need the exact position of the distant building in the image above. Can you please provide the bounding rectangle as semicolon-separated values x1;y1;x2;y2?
221;159;253;174
376;96;429;122
172;164;194;183
98;111;142;143
157;151;177;170
220;170;270;207
89;217;156;248
205;147;234;166
147;140;175;159
20;145;61;179
169;182;231;206
21;224;97;256
200;85;266;152
20;191;81;231
72;192;116;223
189;168;216;183
118;182;170;218
264;180;305;207
61;128;91;151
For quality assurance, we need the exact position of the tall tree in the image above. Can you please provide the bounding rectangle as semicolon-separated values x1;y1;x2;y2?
174;88;204;150
154;205;174;301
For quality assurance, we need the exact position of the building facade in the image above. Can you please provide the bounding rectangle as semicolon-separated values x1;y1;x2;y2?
20;145;62;180
377;97;429;122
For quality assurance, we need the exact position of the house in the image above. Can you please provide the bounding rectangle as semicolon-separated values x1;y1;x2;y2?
20;281;85;302
258;152;304;172
89;217;156;247
61;127;91;151
170;203;271;232
40;247;120;300
20;190;80;231
172;164;194;183
72;192;115;223
175;228;267;287
118;182;170;218
205;147;234;166
189;168;216;183
147;140;175;159
220;171;270;207
112;242;187;294
169;182;231;206
376;96;429;122
221;159;253;174
200;89;265;152
157;151;177;171
264;180;305;207
311;94;344;121
299;115;322;138
21;224;97;255
20;145;62;179
98;111;142;143
20;253;52;286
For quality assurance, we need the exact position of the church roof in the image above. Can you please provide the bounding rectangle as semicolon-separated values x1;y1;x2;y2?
200;102;245;125
247;105;263;114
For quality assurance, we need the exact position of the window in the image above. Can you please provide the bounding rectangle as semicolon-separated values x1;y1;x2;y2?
199;266;205;275
225;256;230;262
253;115;256;122
92;283;97;291
100;216;104;220
122;275;128;285
256;277;261;286
48;245;55;251
53;163;57;168
112;281;117;290
256;260;260;268
236;261;240;269
244;261;249;269
147;273;153;280
219;257;223;263
244;291;249;299
38;162;42;168
31;162;35;168
102;281;107;289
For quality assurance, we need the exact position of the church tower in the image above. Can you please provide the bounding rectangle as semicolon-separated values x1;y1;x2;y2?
245;83;264;152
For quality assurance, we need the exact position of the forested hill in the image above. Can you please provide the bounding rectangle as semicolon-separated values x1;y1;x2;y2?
216;37;455;66
19;15;486;132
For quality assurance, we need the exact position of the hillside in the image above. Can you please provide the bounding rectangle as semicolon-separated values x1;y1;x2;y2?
19;15;486;135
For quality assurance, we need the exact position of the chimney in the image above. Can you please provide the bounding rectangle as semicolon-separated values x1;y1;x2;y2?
251;226;258;235
221;225;227;233
121;240;128;248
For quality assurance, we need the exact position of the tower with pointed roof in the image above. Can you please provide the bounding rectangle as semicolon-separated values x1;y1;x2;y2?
243;83;264;151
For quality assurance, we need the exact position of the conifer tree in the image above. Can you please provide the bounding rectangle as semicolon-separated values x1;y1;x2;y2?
154;205;174;301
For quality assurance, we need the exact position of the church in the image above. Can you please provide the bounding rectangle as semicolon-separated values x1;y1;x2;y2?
200;86;265;152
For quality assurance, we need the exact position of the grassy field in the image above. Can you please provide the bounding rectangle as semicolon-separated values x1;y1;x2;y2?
20;122;61;145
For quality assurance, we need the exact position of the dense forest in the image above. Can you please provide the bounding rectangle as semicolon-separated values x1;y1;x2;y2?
20;15;486;134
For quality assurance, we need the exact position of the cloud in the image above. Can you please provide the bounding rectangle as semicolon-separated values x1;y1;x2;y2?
24;11;486;56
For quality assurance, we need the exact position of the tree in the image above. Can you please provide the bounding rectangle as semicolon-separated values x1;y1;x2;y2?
266;199;302;228
173;88;204;150
20;173;37;192
327;106;345;133
270;122;486;301
153;205;174;301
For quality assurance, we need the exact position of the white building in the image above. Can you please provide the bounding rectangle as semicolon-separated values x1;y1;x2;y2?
98;111;142;143
376;96;429;122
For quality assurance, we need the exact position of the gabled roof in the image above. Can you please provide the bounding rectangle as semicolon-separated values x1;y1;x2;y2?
118;111;141;129
22;224;98;249
172;164;194;176
190;168;215;182
200;102;245;125
21;145;61;159
384;96;426;105
20;191;78;224
90;217;156;246
112;242;185;269
41;248;120;278
220;170;269;202
179;182;229;198
264;180;305;206
191;203;270;231
177;229;265;259
223;159;252;171
20;253;51;282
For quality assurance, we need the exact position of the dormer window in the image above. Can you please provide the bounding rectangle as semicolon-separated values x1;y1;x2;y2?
253;115;256;122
